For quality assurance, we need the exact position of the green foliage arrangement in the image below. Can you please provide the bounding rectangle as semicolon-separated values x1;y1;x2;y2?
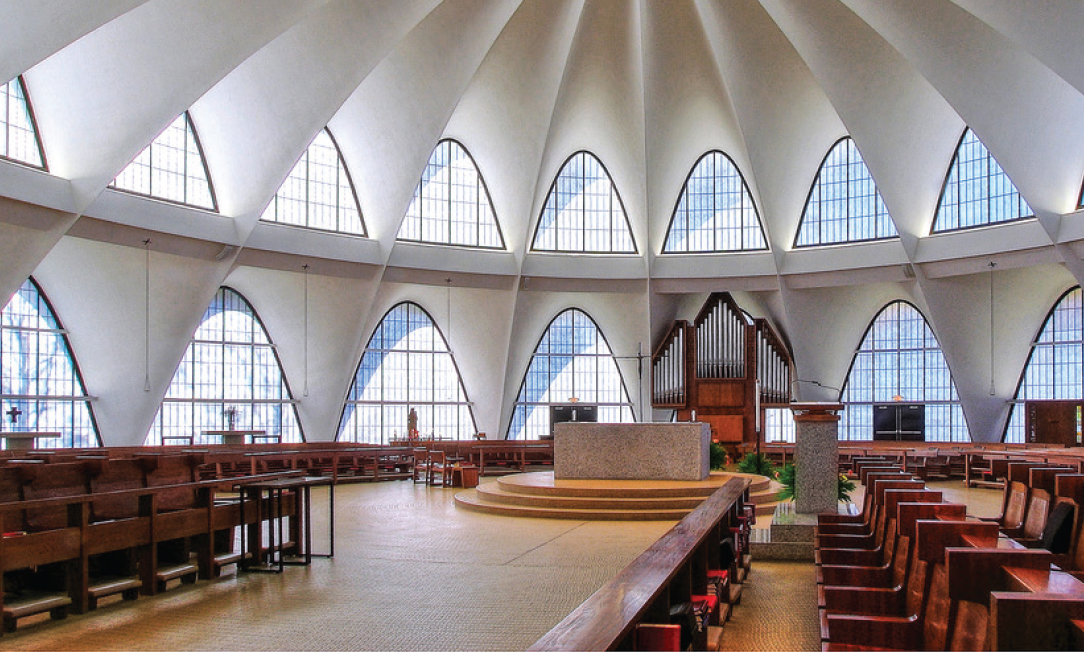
838;473;856;503
776;462;855;503
709;442;728;471
737;452;776;478
777;462;796;501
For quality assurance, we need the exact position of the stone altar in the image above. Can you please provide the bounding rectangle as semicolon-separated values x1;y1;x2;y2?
553;422;710;481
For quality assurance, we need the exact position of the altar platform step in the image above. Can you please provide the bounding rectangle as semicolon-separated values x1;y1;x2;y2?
454;471;779;521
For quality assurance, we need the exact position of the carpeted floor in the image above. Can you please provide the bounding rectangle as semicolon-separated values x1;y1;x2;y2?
716;561;820;651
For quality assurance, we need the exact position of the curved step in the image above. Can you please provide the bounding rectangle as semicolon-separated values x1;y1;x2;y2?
455;490;692;521
454;471;771;521
495;471;766;498
476;482;706;510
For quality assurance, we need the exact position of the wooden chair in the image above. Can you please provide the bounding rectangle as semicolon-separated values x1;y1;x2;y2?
1004;487;1052;543
412;448;430;484
1;462;88;631
427;450;448;486
138;455;204;594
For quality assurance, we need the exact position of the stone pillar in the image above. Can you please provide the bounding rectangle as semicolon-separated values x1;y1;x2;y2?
791;403;843;515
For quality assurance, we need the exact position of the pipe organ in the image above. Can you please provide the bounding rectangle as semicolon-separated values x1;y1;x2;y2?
651;293;793;445
652;322;687;407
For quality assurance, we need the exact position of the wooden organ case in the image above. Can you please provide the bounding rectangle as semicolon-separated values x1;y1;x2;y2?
651;293;792;445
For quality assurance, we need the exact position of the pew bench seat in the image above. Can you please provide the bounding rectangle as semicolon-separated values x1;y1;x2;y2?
2;591;71;632
155;562;199;592
87;576;141;610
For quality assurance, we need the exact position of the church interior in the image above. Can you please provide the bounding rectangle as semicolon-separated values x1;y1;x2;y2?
3;1;1084;650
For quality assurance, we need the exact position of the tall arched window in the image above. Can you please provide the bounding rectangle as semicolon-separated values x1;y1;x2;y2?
932;128;1032;233
663;151;767;253
146;288;302;445
339;302;476;444
532;152;636;253
1004;287;1083;443
261;128;366;235
1;278;98;448
1;76;45;169
795;138;897;247
111;111;217;211
509;309;635;440
839;301;969;442
398;140;503;248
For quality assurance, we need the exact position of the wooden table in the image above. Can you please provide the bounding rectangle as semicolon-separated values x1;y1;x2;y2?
0;431;60;450
204;430;269;445
237;476;334;573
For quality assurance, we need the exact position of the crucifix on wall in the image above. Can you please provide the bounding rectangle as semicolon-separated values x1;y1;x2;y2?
6;406;22;425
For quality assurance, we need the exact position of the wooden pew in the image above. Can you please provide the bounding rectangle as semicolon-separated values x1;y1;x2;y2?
527;477;752;651
0;463;77;631
83;458;149;610
815;478;925;559
823;520;1052;650
817;502;970;642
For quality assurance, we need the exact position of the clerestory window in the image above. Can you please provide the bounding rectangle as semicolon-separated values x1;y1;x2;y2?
111;111;217;211
261;128;366;235
532;152;635;253
398;140;503;248
795;137;897;247
663;151;767;253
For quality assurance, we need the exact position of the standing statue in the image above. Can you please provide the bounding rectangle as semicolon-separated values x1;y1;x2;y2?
407;407;419;441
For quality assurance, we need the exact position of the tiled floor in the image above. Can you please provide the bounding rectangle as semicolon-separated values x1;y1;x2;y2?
2;476;1008;651
3;478;674;651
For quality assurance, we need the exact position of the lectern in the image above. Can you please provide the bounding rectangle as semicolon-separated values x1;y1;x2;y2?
790;403;843;515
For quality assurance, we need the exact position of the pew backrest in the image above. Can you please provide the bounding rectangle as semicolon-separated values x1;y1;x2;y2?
21;461;89;531
88;458;147;521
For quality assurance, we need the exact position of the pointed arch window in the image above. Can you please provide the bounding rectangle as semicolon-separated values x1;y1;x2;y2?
1;76;45;169
932;128;1033;233
261;128;365;235
795;138;897;247
146;288;302;445
532;152;636;253
398;140;503;248
111;111;217;211
2;278;99;448
1004;287;1083;443
839;301;970;442
509;308;635;440
339;302;476;444
663;151;767;253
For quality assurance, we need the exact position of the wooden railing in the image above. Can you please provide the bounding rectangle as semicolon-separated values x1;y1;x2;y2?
528;476;751;651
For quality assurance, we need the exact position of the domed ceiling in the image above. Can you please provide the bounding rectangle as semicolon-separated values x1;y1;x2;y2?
3;0;1084;444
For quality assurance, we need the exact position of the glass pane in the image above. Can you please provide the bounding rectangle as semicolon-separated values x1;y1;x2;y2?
840;301;969;442
111;112;216;211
